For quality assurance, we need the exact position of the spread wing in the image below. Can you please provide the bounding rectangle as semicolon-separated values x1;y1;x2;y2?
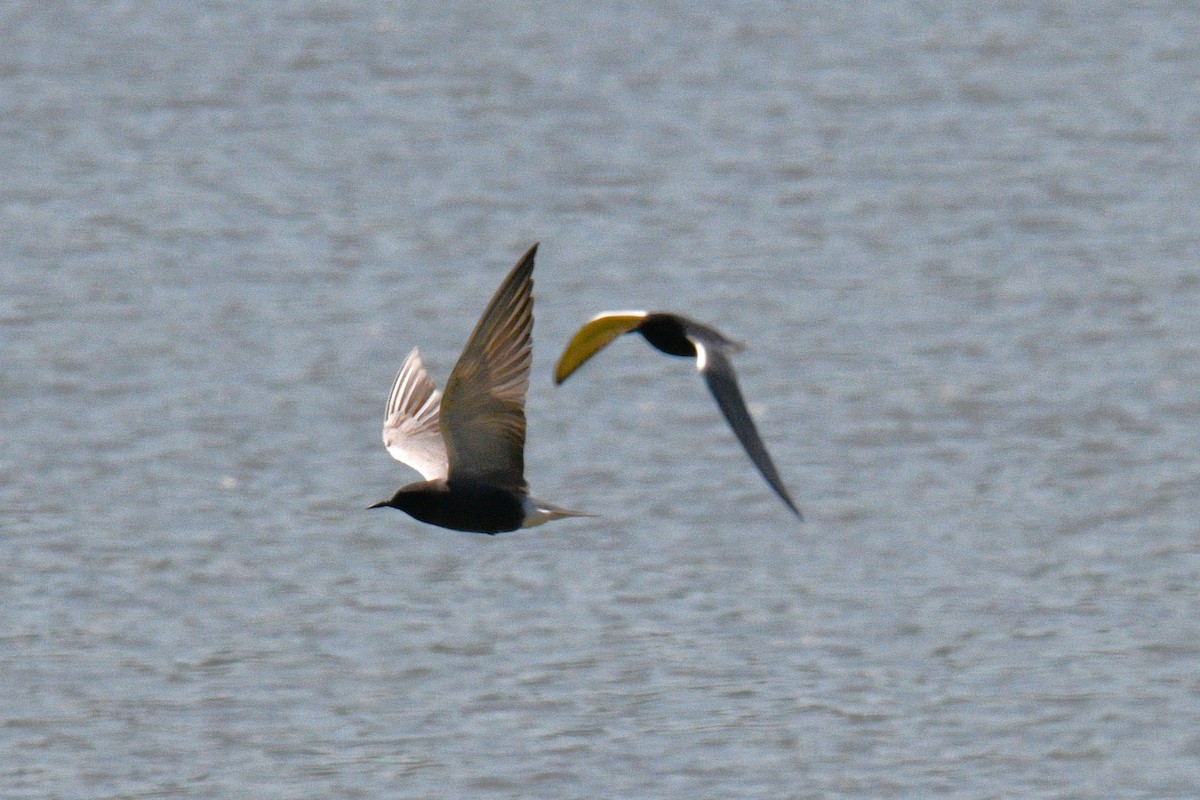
439;244;536;490
688;326;802;519
381;347;449;481
553;311;648;384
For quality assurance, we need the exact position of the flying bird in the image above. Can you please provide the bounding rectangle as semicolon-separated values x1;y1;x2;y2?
554;311;801;519
369;244;591;533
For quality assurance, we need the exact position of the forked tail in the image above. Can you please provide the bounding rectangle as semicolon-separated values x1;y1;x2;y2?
521;497;598;528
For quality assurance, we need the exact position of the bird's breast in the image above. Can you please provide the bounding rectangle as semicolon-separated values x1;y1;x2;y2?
397;480;526;534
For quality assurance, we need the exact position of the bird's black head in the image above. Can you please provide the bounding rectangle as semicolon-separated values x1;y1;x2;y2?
367;479;522;533
368;492;408;513
367;481;444;515
639;313;696;357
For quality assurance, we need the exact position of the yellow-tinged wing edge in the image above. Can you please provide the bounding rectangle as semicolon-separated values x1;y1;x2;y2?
553;311;648;384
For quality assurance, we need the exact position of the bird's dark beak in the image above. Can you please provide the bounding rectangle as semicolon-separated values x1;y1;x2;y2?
367;500;388;510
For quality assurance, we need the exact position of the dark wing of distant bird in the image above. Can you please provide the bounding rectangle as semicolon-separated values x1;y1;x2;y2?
687;327;802;519
382;347;449;481
440;244;536;490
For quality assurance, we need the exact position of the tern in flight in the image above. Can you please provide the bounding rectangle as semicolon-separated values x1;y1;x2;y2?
369;244;591;533
554;311;801;519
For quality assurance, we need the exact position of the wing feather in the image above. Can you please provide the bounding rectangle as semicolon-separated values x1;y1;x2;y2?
688;328;802;519
553;311;648;384
381;347;449;481
440;244;537;489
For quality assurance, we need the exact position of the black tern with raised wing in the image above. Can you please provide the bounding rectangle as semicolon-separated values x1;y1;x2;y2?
369;244;591;533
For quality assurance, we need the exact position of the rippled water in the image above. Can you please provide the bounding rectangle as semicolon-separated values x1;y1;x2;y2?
3;2;1200;797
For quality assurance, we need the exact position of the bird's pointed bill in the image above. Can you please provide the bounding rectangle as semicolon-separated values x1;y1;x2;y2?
553;311;648;384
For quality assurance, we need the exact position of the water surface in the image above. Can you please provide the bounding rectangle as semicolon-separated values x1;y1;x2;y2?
3;2;1200;797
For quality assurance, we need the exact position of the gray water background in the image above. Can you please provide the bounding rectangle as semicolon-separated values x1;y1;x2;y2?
3;2;1200;797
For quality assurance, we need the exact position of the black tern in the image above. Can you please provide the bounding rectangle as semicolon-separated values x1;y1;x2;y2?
369;244;591;533
554;311;801;519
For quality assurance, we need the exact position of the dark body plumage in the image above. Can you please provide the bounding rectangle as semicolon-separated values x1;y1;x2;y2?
369;244;590;534
371;479;526;534
637;313;710;357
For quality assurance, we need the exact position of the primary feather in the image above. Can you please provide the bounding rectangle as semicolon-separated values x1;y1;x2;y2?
382;347;448;481
440;245;535;490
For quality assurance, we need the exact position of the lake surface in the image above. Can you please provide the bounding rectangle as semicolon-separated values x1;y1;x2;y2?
3;2;1200;797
